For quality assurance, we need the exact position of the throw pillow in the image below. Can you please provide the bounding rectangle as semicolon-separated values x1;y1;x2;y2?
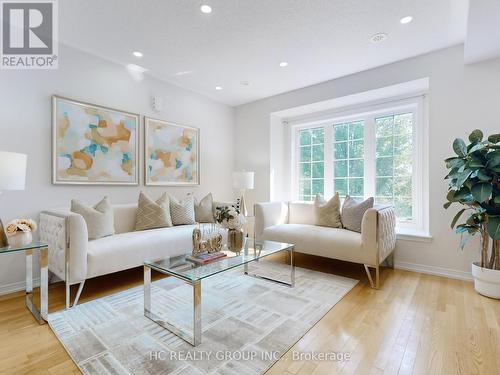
314;193;342;228
135;192;172;231
71;196;115;240
194;193;215;223
341;196;374;232
170;195;196;225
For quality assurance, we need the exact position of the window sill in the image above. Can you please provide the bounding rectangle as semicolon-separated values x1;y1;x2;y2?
396;229;433;243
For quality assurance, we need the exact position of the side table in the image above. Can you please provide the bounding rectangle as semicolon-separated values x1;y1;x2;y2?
0;242;49;324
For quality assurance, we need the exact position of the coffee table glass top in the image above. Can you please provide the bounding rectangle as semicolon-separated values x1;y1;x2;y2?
145;239;294;282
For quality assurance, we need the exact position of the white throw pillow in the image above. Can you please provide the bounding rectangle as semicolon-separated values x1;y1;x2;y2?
71;196;115;240
314;193;342;228
170;195;196;225
194;193;215;223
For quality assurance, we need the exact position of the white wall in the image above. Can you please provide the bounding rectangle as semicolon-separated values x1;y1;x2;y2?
0;45;235;292
234;45;500;280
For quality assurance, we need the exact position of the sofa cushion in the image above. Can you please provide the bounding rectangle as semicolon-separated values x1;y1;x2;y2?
135;192;172;231
86;225;198;279
71;196;115;240
170;195;196;225
262;224;372;265
195;193;215;223
341;196;374;233
314;193;342;228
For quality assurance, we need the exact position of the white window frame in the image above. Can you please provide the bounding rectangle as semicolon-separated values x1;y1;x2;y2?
291;96;429;236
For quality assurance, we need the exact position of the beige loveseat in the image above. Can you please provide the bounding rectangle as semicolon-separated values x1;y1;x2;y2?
254;201;396;288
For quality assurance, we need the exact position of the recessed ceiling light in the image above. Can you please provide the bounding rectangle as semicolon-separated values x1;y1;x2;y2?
400;16;413;24
132;51;143;58
200;5;212;14
370;33;387;43
215;86;222;90
279;62;288;67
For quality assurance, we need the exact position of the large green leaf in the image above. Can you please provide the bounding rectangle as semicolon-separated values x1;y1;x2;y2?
471;182;492;202
476;169;492;181
443;201;452;209
468;143;485;153
468;159;484;169
487;216;500;239
469;129;483;143
446;158;465;169
454;186;473;201
451;208;466;229
488;134;500;144
455;169;473;187
487;154;500;169
453;138;467;157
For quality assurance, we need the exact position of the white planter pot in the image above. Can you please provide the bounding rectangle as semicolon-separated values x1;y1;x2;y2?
471;262;500;299
8;231;33;248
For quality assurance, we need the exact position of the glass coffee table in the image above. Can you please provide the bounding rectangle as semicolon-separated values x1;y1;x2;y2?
143;239;294;346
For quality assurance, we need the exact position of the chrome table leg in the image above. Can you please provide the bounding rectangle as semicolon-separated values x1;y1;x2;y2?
25;247;48;324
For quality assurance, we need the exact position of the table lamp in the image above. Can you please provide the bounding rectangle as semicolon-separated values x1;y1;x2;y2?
233;171;254;216
0;151;27;247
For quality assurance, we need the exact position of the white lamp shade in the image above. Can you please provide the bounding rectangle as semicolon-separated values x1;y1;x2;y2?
0;151;27;191
233;171;254;190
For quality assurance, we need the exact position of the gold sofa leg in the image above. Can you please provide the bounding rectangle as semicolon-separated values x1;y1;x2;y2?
364;265;380;289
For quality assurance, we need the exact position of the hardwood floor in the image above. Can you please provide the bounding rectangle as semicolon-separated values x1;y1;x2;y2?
0;254;499;375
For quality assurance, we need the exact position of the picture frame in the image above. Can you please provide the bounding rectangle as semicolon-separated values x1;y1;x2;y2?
144;116;200;186
52;95;140;185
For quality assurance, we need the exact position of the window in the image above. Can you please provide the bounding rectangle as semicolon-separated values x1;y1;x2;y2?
292;97;426;233
333;121;365;200
298;127;324;201
375;113;413;222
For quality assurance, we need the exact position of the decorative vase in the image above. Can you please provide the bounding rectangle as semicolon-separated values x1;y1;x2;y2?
8;231;32;248
227;228;244;253
471;262;500;299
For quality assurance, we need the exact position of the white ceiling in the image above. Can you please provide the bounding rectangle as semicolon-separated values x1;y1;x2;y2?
59;0;469;106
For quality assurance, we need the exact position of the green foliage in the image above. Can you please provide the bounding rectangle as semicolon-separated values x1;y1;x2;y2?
444;129;500;246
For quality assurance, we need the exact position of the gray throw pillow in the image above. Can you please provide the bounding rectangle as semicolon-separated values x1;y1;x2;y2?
194;193;215;223
314;193;342;228
135;192;172;231
71;196;115;240
341;196;374;232
170;195;196;225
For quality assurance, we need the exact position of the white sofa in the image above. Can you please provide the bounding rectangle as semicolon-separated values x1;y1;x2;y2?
254;201;396;288
39;202;227;308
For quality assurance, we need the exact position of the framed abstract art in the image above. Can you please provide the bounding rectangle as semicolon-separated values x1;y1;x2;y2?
144;117;200;186
52;96;139;185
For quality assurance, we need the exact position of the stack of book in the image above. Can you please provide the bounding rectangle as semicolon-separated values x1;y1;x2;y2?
186;252;227;265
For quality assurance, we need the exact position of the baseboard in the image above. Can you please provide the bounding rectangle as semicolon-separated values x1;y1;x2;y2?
395;261;473;281
0;278;40;296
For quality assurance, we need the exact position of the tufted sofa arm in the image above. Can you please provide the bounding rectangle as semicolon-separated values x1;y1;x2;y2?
39;209;88;284
361;205;396;266
376;206;397;264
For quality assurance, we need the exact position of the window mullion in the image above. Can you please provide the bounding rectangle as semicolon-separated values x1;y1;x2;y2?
364;116;376;199
324;124;333;198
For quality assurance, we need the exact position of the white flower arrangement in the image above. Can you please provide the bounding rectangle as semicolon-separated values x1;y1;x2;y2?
5;219;38;236
215;205;246;230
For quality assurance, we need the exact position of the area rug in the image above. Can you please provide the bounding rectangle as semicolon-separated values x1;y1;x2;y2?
48;263;357;375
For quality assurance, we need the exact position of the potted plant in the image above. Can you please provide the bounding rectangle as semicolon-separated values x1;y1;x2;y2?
444;129;500;298
5;219;37;247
